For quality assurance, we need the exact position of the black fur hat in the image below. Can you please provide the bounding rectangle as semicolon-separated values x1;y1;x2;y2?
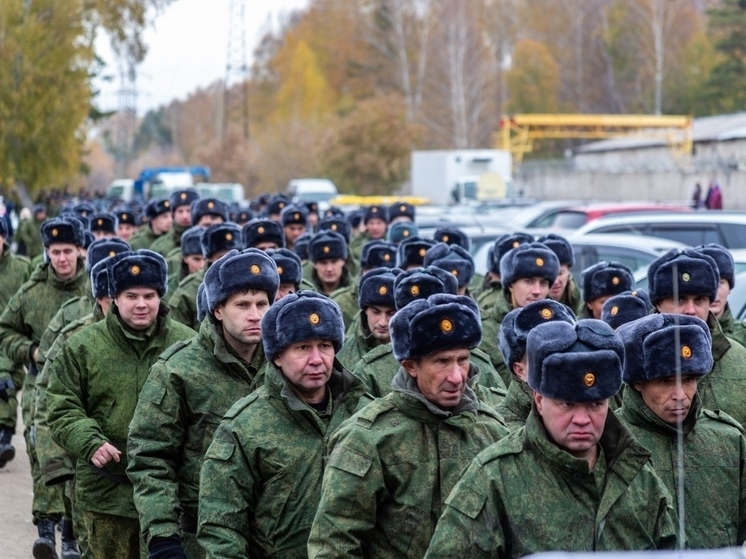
266;194;291;216
41;218;85;248
204;248;279;312
582;261;635;302
90;258;114;299
310;230;348;263
527;319;623;402
617;314;713;384
145;198;171;219
500;242;559;289
170;188;200;210
267;248;302;287
696;243;735;288
201;223;243;260
347;208;363;228
424;242;475;288
364;205;388;224
108;249;168;298
191;198;229;225
361;240;397;270
317;216;351;244
86;237;131;272
358;268;401;310
325;206;346;219
647;249;718;304
396;237;436;269
114;208;136;226
231;209;255;225
89;213;118;234
601;290;652;330
393;266;458;310
433;227;470;250
242;219;285;249
73;202;95;219
390;294;481;362
537;233;574;268
387;222;418;245
280;204;308;227
304;201;319;216
293;233;312;261
491;232;534;275
388;201;415;222
498;299;576;371
180;226;204;256
83;231;95;249
261;291;345;360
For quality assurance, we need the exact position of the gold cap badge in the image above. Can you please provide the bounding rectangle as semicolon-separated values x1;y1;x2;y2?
400;205;406;212
257;226;265;234
451;269;458;277
612;276;620;285
180;193;187;200
682;272;691;282
294;213;300;220
208;201;215;209
682;345;692;359
513;241;520;248
442;235;449;243
276;266;283;275
279;202;285;208
52;228;58;237
130;265;140;276
536;257;544;266
323;246;330;254
331;224;337;231
411;285;420;296
583;373;595;387
540;308;553;319
97;219;103;226
378;285;388;295
309;313;320;325
164;201;170;208
611;306;619;316
225;233;233;241
371;207;378;213
383;253;391;261
403;230;410;237
250;264;260;275
440;318;453;333
419;248;427;257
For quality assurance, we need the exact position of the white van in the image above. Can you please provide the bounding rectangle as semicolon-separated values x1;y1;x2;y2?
286;178;338;211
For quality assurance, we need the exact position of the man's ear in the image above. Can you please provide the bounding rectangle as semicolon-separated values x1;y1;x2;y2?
401;359;417;378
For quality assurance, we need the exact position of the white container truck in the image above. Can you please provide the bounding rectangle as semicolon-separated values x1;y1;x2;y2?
410;150;513;205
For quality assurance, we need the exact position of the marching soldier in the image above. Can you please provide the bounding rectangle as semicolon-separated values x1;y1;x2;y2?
128;198;172;251
149;188;200;259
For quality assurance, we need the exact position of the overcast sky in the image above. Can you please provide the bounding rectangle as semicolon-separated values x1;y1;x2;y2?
95;0;309;114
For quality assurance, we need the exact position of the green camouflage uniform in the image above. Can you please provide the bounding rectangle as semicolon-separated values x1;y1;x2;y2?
618;387;746;548
167;260;190;297
330;282;359;331
168;268;205;331
0;259;87;521
352;343;505;398
128;226;164;251
15;217;44;259
475;277;501;313
127;319;268;557
558;275;584;317
469;272;486;298
0;244;31;432
336;311;383;371
149;222;188;259
308;366;508;559
423;409;679;558
46;304;194;559
348;232;367;263
479;291;513;386
699;313;746;426
718;302;746;349
495;377;533;432
311;267;353;297
197;362;366;559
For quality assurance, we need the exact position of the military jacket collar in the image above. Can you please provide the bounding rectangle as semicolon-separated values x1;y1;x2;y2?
501;378;533;423
707;311;731;362
718;303;736;335
620;383;700;437
171;222;189;244
32;257;87;291
198;319;265;379
356;311;381;352
390;365;479;422
492;290;514;322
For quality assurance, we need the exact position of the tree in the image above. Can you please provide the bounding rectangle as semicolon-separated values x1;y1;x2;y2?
702;0;746;114
505;40;560;113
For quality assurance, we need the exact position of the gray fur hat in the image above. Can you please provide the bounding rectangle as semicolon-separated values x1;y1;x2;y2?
243;218;285;248
424;242;475;288
695;243;735;288
393;266;458;310
616;314;713;384
433;226;470;250
191;198;229;224
170;188;200;210
500;242;559;289
196;282;208;324
388;201;415;221
363;205;388;224
180;226;204;256
201;223;243;260
387;222;418;245
358;268;401;310
204;248;279;312
527;319;623;402
601;290;652;330
261;291;345;360
581;261;634;302
280;204;308;227
90;258;114;299
498;299;576;371
491;232;534;275
390;294;481;362
396;237;436;269
86;237;131;272
309;230;348;263
266;248;302;287
536;233;574;268
317;217;351;244
647;249;718;304
41;218;85;248
293;233;312;261
108;249;168;298
361;240;397;270
145;198;171;219
89;213;118;234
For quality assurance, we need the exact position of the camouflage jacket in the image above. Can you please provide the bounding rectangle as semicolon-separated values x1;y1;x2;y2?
559;275;584;317
149;222;188;259
337;311;382;372
495;377;533;432
128;225;163;251
0;259;87;366
330;282;359;331
618;387;746;548
15;218;44;259
197;361;367;559
475;277;501;313
718;303;746;349
166;260;190;297
352;343;505;399
35;290;95;373
0;243;32;312
308;367;508;559
423;409;679;558
311;267;353;297
46;304;194;518
127;319;269;544
168;268;204;331
479;291;513;386
348;232;366;263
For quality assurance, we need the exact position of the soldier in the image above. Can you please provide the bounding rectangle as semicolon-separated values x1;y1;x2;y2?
0;216;32;466
337;268;400;371
309;230;352;296
648;248;746;425
114;207;138;242
424;319;678;558
280;204;308;250
433;226;470;250
197;291;367;558
695;243;746;347
308;294;508;558
47;250;194;559
349;205;388;262
538;233;584;315
424;242;475;297
15;203;46;259
386;221;418;245
601;289;652;330
496;299;576;431
166;226;205;295
88;212;117;240
0;217;88;558
265;194;291;222
395;236;435;271
266;248;311;300
616;313;746;548
149;188;201;259
304;201;319;229
388;200;415;224
128;198;172;250
242;218;285;251
316;216;359;279
475;232;532;311
127;249;279;558
580;260;634;318
190;197;228;228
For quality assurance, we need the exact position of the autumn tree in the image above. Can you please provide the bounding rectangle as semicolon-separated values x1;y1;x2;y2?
505;40;560;113
702;0;746;114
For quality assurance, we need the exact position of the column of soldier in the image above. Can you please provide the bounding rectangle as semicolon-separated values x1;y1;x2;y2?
0;187;744;559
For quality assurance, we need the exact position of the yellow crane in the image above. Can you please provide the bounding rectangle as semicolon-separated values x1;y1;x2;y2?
496;114;693;167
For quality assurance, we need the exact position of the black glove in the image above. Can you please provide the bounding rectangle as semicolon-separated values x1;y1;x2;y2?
0;377;14;403
148;536;188;559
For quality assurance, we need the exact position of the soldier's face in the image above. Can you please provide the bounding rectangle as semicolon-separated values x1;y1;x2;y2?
48;243;80;280
115;287;160;330
634;376;698;424
92;230;114;240
273;339;335;404
214;289;269;349
509;277;550;308
366;218;387;239
656;294;710;322
549;265;570;300
586;296;610;319
364;305;396;342
254;241;280;251
117;224;136;241
276;283;297;301
183;254;206;275
284;224;306;246
710;278;731;319
314;259;344;285
534;394;608;460
151;213;173;235
174;206;192;227
196;214;224;227
402;348;470;409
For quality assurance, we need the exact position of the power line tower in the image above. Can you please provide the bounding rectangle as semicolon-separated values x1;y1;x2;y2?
116;61;138;177
224;0;250;143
